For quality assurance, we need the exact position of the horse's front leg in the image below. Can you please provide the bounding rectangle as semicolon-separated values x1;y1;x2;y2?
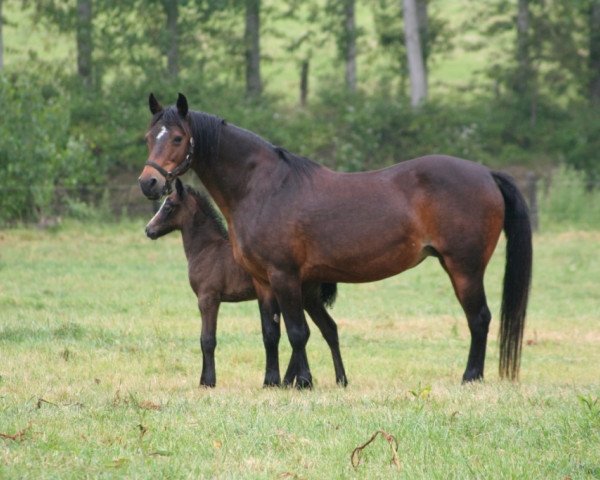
269;271;312;389
254;282;282;387
198;295;220;387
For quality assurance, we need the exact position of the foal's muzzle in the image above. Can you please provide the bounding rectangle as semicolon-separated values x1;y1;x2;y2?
145;226;160;239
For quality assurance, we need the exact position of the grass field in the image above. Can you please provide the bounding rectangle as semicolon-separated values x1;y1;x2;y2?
1;221;599;478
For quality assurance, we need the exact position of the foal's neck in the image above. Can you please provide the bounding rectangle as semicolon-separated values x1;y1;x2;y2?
180;208;227;262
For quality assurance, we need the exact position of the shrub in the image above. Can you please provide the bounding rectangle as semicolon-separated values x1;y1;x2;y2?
0;73;102;224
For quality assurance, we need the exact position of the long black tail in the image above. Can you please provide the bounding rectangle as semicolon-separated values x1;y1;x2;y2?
320;283;338;309
492;172;533;381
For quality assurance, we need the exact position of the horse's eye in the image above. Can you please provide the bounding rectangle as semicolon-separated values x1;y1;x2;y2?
173;136;183;145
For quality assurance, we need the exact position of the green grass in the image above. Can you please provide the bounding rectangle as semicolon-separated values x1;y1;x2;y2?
1;221;599;478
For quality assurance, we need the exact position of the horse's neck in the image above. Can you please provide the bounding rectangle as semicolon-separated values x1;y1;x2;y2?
180;211;226;262
194;124;281;219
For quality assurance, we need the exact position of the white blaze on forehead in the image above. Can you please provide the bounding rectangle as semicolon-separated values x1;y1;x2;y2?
147;198;167;226
156;126;168;140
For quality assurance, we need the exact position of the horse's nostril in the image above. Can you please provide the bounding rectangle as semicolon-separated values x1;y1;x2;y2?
149;177;158;187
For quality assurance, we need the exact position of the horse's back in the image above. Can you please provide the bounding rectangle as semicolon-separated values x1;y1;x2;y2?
295;155;505;282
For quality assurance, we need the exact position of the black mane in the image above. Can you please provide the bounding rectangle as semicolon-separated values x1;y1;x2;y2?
152;105;320;179
274;146;320;179
185;186;228;239
151;107;225;163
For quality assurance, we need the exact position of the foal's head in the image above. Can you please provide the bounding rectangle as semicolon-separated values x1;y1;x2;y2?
145;178;193;240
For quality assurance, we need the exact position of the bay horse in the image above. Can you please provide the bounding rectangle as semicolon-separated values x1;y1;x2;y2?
139;93;532;387
145;178;347;387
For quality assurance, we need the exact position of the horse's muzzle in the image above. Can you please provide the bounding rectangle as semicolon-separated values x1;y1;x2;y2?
138;174;165;201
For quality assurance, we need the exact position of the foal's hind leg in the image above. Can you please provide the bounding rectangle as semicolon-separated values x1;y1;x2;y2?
303;291;348;387
198;295;220;387
440;258;491;382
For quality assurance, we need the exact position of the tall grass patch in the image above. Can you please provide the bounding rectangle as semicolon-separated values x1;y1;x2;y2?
540;165;600;230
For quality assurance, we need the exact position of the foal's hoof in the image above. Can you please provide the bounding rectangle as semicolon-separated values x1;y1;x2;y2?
199;380;216;388
336;376;349;388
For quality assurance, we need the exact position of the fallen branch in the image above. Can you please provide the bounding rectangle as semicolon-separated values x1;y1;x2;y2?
350;430;400;469
0;423;32;442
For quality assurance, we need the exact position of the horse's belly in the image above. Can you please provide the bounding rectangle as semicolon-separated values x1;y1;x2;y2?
301;233;426;283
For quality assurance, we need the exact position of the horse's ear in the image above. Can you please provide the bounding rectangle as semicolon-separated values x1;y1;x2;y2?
176;93;188;117
149;93;163;115
175;178;185;198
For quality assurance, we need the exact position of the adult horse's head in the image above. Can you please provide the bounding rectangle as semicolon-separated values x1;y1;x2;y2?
138;93;195;200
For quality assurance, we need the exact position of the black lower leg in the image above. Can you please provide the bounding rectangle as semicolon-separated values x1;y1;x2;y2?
200;335;217;387
462;304;491;383
260;301;281;387
305;301;347;387
270;272;313;389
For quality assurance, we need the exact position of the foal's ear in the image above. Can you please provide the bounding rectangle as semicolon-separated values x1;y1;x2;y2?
149;93;163;115
175;178;185;198
176;93;188;118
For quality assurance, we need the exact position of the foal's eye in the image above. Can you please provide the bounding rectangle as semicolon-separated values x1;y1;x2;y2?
173;136;183;145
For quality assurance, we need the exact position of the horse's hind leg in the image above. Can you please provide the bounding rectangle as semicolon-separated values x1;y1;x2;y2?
440;258;491;382
303;291;348;387
198;295;220;387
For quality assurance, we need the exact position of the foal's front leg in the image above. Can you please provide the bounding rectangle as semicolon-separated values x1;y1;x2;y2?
269;272;312;389
198;295;220;387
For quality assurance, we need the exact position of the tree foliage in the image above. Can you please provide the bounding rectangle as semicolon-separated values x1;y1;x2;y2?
0;0;599;223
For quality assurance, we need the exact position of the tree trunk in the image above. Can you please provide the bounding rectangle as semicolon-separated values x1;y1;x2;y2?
245;0;262;97
589;0;600;105
76;0;93;89
163;0;179;78
416;0;429;69
344;0;357;92
403;0;427;107
0;0;4;71
300;59;309;106
515;0;531;96
515;0;537;125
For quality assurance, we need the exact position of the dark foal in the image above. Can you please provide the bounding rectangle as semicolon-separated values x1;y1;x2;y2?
145;178;347;387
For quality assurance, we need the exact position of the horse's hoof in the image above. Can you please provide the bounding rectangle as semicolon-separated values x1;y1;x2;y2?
199;380;216;388
283;374;296;387
295;375;313;390
263;370;281;387
461;372;484;384
263;380;282;388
